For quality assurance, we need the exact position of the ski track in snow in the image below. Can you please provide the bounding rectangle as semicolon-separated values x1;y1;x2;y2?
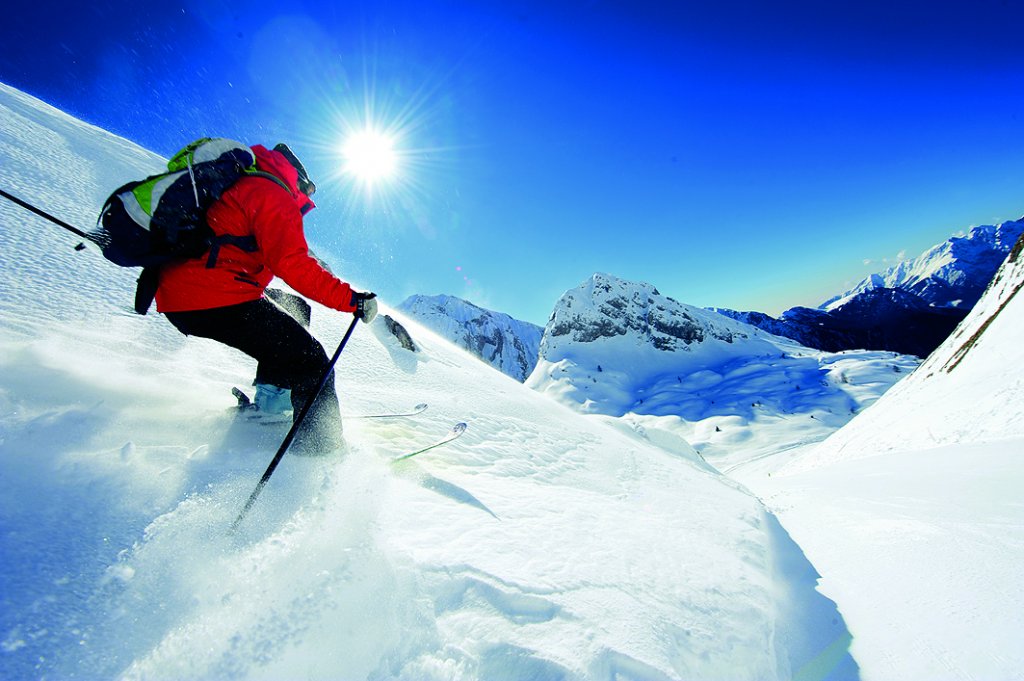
0;83;858;680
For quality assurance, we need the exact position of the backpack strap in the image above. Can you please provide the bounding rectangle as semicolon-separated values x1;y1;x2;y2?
203;171;293;268
205;234;258;268
248;170;292;195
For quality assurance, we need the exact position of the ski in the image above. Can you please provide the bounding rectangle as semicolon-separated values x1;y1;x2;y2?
233;388;426;421
392;422;468;463
346;402;428;420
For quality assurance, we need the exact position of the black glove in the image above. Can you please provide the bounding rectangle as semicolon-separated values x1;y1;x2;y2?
352;291;378;323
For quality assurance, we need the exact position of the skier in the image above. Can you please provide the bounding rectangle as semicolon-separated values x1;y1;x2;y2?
155;142;377;454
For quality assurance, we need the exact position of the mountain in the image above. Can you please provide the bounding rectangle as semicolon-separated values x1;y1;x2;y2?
398;223;1022;383
1;82;864;680
790;229;1024;461
526;272;918;468
397;294;543;381
821;220;1024;310
731;231;1024;681
715;220;1024;358
717;288;967;358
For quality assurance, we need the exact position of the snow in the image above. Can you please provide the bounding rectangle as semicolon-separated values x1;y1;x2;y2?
527;273;918;471
730;234;1024;679
0;83;853;680
734;440;1024;681
4;79;1023;681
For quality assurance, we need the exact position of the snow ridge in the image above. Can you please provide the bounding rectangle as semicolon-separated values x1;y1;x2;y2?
397;294;543;381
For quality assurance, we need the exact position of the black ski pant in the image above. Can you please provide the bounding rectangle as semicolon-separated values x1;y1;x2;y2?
165;296;343;451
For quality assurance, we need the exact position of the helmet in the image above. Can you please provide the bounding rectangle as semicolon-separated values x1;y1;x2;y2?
273;143;316;197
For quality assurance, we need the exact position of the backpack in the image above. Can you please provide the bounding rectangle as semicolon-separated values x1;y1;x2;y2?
92;137;288;314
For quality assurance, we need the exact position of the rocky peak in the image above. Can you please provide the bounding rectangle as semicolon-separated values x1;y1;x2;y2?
543;273;740;358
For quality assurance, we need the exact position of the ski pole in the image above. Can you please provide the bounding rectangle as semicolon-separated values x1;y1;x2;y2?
230;314;360;532
0;187;92;247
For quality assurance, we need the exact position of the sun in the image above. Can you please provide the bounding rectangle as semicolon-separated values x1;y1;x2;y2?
341;128;398;184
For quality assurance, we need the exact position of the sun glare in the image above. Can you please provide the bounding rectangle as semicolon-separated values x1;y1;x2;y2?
342;129;398;184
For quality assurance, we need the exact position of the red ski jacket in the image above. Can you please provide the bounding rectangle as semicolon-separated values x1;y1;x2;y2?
155;144;356;314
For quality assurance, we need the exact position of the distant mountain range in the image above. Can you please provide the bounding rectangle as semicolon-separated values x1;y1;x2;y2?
391;222;1023;462
714;288;966;359
715;220;1024;358
822;221;1024;310
400;220;1024;381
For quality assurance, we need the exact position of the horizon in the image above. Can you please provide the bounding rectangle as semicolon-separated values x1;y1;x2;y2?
3;1;1024;325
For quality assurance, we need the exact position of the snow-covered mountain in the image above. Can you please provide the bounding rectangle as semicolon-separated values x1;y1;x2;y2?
0;82;862;680
397;294;542;381
716;220;1023;358
526;272;918;468
716;287;966;358
401;222;1021;380
821;220;1024;310
731;230;1024;681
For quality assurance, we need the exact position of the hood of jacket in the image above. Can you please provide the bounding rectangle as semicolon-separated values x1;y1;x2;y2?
251;144;316;215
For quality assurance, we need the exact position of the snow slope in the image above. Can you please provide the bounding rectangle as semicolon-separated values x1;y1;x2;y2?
0;83;856;679
731;236;1024;679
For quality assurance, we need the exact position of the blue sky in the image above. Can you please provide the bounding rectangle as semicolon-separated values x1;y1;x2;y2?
3;1;1024;325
